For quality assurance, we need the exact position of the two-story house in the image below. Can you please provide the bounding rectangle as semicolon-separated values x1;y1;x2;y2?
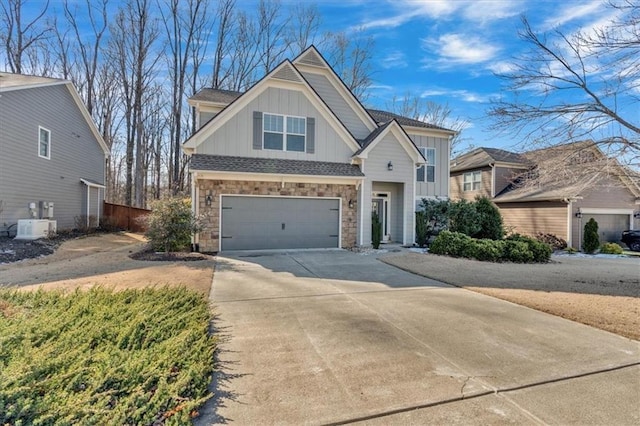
183;46;455;252
0;73;110;233
450;143;640;248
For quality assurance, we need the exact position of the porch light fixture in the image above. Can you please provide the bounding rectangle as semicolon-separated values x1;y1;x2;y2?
205;194;213;206
634;211;640;219
575;209;582;218
349;199;354;209
387;161;393;171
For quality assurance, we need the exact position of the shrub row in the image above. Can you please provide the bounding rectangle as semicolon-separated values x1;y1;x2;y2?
429;231;551;263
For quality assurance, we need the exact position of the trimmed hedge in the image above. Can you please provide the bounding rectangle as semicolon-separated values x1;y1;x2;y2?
600;242;623;254
429;231;551;263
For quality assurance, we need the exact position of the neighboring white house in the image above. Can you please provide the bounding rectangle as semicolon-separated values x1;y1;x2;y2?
0;73;109;233
183;46;455;251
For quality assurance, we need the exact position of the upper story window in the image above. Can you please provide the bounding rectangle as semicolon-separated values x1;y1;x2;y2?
263;113;306;152
417;147;435;183
463;171;482;191
38;126;51;159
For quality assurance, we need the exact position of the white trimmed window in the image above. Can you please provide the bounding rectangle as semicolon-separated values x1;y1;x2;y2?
463;171;482;191
263;113;306;152
38;126;51;159
417;147;435;183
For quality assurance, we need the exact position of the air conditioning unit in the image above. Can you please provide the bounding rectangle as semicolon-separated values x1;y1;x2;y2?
15;219;52;240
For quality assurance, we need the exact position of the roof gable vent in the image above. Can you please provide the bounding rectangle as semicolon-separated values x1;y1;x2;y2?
272;63;302;82
298;49;324;67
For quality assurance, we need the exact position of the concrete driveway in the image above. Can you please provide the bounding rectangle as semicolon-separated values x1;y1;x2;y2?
196;250;640;425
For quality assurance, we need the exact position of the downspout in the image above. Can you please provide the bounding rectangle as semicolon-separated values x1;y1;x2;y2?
490;163;496;198
563;198;573;248
191;171;199;251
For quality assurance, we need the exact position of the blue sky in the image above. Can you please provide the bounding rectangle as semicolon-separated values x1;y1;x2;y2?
304;0;620;154
16;0;626;156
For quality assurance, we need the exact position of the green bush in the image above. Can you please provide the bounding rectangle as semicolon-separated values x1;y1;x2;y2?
448;200;481;237
600;242;623;254
430;231;551;263
371;211;382;249
0;287;215;425
503;240;534;263
143;197;201;252
506;233;552;262
583;218;599;254
415;198;451;247
472;196;504;240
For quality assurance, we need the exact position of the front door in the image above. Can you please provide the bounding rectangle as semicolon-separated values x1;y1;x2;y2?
372;192;391;243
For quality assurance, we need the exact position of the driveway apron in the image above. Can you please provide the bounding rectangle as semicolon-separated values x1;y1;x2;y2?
196;250;640;425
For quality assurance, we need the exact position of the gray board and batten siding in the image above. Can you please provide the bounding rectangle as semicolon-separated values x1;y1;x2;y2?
197;87;353;163
0;84;106;229
359;132;415;246
220;196;340;250
410;133;449;202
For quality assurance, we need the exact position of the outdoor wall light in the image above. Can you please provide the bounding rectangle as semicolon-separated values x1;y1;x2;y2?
387;161;393;171
575;210;582;218
205;194;213;206
634;211;640;219
349;199;354;209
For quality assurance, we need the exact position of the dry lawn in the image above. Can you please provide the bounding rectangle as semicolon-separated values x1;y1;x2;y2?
381;252;640;341
0;233;214;297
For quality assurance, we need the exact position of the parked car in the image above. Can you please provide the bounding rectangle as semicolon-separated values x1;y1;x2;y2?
621;230;640;252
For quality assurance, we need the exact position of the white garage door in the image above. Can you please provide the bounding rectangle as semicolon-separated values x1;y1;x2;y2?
220;196;340;250
583;213;630;243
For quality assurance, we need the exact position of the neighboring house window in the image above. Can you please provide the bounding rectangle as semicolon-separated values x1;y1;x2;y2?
263;113;306;152
417;147;435;183
38;126;51;159
463;171;482;191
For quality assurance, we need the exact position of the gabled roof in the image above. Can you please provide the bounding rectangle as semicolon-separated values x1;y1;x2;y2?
183;59;361;153
367;109;453;132
451;147;530;172
0;72;66;91
190;154;364;177
293;46;378;133
353;119;426;164
189;88;242;104
0;72;110;156
493;141;640;202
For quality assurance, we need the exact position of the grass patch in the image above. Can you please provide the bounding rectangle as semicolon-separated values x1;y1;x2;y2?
0;287;215;425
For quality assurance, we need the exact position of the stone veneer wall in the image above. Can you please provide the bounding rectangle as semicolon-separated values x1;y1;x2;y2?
197;179;358;251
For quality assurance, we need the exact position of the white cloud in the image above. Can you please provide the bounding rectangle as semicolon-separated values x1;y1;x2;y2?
487;61;517;74
356;0;523;30
421;88;487;103
423;33;500;66
542;1;604;30
381;51;408;69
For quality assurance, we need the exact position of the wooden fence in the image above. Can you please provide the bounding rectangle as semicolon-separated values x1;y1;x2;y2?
103;202;151;233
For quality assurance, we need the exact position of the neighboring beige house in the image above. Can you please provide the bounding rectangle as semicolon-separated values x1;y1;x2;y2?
450;142;640;248
183;46;455;252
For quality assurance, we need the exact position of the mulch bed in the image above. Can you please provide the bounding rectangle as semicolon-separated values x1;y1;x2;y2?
0;231;87;264
129;246;216;262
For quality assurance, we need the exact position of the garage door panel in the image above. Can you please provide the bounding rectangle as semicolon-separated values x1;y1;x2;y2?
583;214;629;243
221;196;340;250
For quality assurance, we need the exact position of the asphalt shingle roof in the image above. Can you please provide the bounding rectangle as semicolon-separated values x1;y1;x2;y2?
451;147;530;172
190;154;364;177
190;88;242;103
366;109;452;131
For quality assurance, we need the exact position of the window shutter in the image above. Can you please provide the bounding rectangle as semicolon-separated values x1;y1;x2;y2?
417;165;425;182
306;117;315;154
253;111;263;150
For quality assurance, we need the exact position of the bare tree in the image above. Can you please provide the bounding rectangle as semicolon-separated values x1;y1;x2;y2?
488;4;640;166
387;93;469;156
326;28;375;101
159;0;211;195
60;0;109;116
286;2;321;55
0;0;51;74
209;0;235;92
108;0;161;207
